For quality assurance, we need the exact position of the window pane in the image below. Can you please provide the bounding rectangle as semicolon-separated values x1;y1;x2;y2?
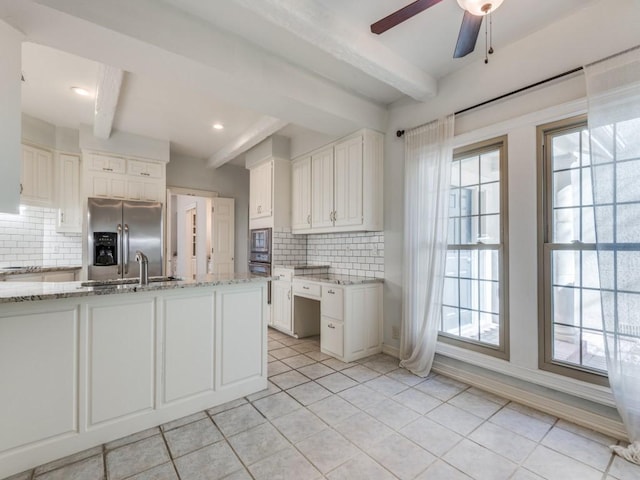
617;251;640;293
590;125;615;165
553;324;581;364
481;151;500;183
480;182;500;214
442;307;459;335
582;330;607;371
460;156;479;187
617;160;640;204
594;206;614;243
582;207;596;243
582;251;602;290
443;278;459;306
591;164;614;205
480;215;500;244
582;289;602;330
448;218;460;244
617;293;640;330
478;250;499;281
449;189;461;217
445;250;459;276
552;132;580;171
460;309;479;341
553;208;580;243
460;188;476;216
581;130;591;166
480;312;500;345
459;279;474;309
459;250;472;277
554;169;580;208
553;250;580;287
616;204;640;243
479;280;499;314
460;216;478;244
617;118;640;161
553;286;579;326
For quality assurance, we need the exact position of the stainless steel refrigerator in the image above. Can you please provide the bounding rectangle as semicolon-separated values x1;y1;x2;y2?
87;198;163;281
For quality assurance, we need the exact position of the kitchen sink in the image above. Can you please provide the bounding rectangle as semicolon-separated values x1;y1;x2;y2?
80;276;181;287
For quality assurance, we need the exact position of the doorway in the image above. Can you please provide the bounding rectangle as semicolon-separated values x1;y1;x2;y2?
166;187;235;278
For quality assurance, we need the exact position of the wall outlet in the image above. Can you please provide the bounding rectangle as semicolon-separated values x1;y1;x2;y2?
392;325;400;340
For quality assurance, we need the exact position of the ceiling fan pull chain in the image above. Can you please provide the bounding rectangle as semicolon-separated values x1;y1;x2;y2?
489;10;494;55
484;11;489;64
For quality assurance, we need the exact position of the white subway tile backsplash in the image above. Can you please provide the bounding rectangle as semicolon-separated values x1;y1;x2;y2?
272;227;384;279
0;205;81;268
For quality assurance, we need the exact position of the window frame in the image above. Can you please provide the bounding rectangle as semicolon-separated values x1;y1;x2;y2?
537;115;609;386
438;135;510;360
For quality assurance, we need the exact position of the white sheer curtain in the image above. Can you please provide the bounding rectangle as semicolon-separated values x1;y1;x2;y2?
400;115;454;377
585;47;640;464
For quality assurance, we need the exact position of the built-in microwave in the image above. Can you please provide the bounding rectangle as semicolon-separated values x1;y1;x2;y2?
249;228;271;262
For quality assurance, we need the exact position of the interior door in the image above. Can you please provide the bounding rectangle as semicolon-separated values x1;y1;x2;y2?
211;197;235;274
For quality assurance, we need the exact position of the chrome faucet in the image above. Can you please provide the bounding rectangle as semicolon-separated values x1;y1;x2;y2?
135;250;149;285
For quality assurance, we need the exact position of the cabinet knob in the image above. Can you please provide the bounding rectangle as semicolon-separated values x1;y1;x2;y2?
307;214;311;225
328;323;336;329
328;289;335;295
20;183;23;194
302;285;309;290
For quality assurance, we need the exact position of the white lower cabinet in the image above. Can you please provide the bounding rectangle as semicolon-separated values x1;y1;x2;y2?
0;305;78;453
320;316;344;358
319;283;382;363
0;283;268;479
87;298;155;426
162;293;215;403
272;279;293;334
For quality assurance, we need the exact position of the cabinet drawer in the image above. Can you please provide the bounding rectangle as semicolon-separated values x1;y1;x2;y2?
293;281;321;299
88;154;126;174
273;268;293;282
128;159;163;178
321;286;343;320
321;316;344;358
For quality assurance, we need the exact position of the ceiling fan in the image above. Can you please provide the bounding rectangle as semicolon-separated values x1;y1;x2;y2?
371;0;504;59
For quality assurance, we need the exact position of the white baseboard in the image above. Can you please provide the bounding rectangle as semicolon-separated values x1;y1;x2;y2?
380;343;626;441
431;358;627;441
382;343;399;358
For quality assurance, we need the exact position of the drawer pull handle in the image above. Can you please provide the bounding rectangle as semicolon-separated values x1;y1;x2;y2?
141;172;150;177
103;167;113;172
328;323;336;329
302;286;310;290
328;289;335;294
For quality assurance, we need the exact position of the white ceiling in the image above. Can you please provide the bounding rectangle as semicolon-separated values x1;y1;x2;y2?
7;0;601;164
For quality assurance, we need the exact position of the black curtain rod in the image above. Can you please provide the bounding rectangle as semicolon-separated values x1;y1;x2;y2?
396;66;584;138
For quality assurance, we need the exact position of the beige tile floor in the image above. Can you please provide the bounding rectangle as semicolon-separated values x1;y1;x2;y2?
6;328;640;480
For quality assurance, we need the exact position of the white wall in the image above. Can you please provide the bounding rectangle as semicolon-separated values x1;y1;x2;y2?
166;155;250;273
383;0;640;404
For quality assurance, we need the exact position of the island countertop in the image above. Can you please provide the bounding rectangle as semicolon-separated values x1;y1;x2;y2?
0;273;274;304
0;265;81;277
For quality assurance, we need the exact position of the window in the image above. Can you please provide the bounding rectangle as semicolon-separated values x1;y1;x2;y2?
538;116;608;384
440;136;509;358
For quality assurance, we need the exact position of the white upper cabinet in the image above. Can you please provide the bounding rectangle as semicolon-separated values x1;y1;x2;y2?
56;153;82;233
311;147;334;230
249;161;272;219
83;151;166;203
333;136;363;228
291;157;311;231
292;129;383;234
21;144;53;207
248;158;291;230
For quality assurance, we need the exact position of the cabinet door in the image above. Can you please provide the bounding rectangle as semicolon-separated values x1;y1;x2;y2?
333;136;363;227
249;162;273;219
291;157;311;231
57;154;82;233
321;316;344;358
311;147;334;229
88;153;126;174
272;280;292;333
21;145;53;206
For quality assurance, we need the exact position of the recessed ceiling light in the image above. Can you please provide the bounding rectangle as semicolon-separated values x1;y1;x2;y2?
71;86;90;96
213;123;224;130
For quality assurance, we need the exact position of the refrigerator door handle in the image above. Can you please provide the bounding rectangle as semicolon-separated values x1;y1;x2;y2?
124;224;130;274
117;224;123;275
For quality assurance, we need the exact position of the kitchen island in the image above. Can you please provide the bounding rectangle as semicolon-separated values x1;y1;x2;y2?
0;274;270;479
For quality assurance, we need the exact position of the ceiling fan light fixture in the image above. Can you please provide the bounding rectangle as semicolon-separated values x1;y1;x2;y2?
456;0;503;16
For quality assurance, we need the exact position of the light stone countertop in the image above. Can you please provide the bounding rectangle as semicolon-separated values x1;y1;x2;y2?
0;273;273;304
293;273;383;285
0;266;82;277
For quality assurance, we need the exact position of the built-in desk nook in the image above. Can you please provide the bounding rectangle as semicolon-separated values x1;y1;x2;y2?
271;266;383;363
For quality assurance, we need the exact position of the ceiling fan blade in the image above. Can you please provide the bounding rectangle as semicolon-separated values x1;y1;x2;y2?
453;10;483;58
371;0;444;35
